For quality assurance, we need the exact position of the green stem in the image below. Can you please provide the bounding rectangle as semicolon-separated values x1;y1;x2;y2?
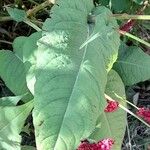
113;14;150;20
113;93;139;109
119;30;150;47
0;40;12;45
27;0;54;17
24;19;42;31
119;104;150;128
0;16;12;22
105;94;150;127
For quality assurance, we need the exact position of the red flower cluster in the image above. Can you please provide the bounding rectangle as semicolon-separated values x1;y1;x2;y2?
104;100;119;113
136;107;150;124
120;19;135;32
77;139;114;150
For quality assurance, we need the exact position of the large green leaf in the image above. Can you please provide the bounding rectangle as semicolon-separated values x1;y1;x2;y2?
33;1;120;149
0;100;33;150
0;50;29;96
114;43;150;85
90;69;126;150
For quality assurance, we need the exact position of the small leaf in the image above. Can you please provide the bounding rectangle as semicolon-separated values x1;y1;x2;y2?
13;36;27;60
23;32;42;94
114;43;150;85
0;100;33;150
0;50;31;100
0;95;24;106
90;70;127;150
21;145;36;150
6;7;27;22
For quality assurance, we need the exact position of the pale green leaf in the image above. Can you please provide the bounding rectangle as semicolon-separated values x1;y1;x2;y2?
23;32;42;94
21;146;36;150
6;7;26;22
90;69;127;150
33;1;120;149
13;36;27;60
0;100;33;150
0;50;29;96
0;95;24;106
114;44;150;85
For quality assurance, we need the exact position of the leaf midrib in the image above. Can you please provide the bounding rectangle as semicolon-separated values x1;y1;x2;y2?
54;25;91;149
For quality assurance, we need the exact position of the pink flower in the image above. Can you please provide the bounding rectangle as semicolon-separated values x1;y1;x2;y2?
136;107;150;124
97;139;114;150
104;100;119;112
77;139;114;150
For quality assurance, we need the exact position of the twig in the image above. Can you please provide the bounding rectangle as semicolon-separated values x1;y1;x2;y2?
0;40;12;45
119;30;150;47
27;0;55;17
24;19;42;31
113;14;150;20
104;94;150;127
0;16;12;22
0;0;55;22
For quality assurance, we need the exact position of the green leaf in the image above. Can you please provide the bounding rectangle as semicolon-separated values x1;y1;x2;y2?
114;43;150;85
0;100;33;150
132;0;143;4
13;36;27;60
6;7;27;22
22;32;42;94
90;69;127;150
33;1;120;149
0;50;29;96
0;95;24;106
21;146;36;150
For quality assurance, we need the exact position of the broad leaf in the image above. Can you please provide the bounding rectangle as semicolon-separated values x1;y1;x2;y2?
33;1;120;149
0;50;29;96
0;100;33;150
90;69;127;150
114;43;150;85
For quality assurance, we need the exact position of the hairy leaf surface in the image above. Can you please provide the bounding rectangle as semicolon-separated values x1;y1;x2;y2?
33;1;120;149
114;44;150;85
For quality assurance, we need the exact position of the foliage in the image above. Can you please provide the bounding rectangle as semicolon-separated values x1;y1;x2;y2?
0;0;150;150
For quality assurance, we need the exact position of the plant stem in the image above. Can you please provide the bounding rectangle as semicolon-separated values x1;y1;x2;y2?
0;16;12;22
0;40;12;45
24;19;42;31
113;14;150;20
105;94;150;127
0;0;55;22
119;104;150;128
27;0;55;17
119;30;150;47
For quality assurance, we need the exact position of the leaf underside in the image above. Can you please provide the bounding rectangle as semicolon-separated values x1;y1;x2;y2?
32;0;120;149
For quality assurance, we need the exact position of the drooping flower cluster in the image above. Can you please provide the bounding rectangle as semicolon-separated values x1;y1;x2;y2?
136;107;150;124
77;139;114;150
104;100;119;113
